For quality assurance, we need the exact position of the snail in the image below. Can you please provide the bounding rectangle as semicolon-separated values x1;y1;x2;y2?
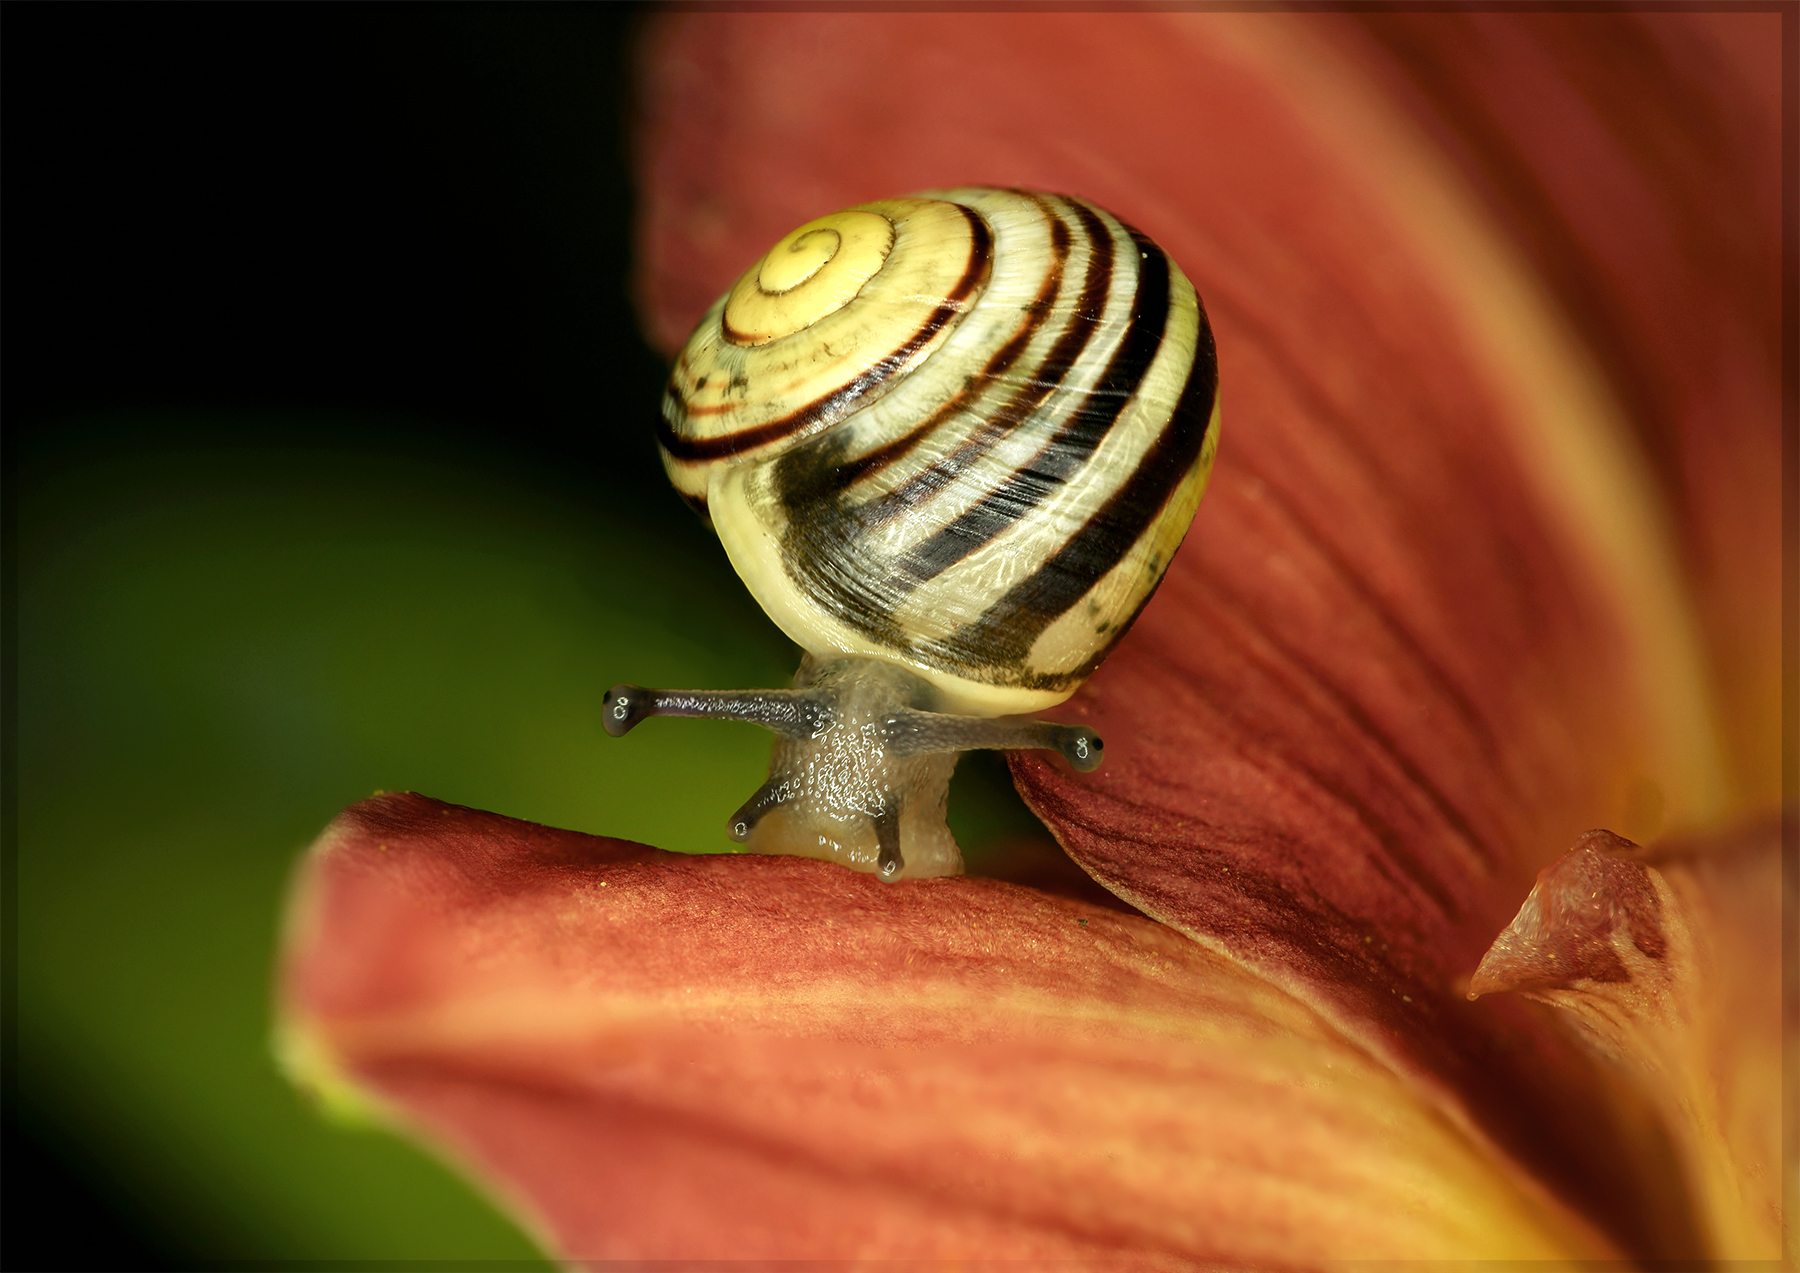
607;188;1219;881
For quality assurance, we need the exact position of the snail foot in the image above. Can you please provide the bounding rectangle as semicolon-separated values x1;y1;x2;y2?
605;656;1101;881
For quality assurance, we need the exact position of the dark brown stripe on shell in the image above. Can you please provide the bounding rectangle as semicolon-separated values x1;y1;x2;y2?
775;197;1073;510
761;199;1109;658
857;200;1107;531
936;271;1218;679
658;206;992;465
893;213;1165;588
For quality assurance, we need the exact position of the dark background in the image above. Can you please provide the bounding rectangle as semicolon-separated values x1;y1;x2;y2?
8;7;663;1269
9;3;669;493
5;10;1057;1268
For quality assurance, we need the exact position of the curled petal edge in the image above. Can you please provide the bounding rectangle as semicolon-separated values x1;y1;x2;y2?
1471;816;1789;1261
279;794;1620;1265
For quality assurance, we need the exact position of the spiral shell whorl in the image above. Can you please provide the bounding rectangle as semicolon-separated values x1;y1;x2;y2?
661;188;1219;717
660;197;990;494
721;209;895;345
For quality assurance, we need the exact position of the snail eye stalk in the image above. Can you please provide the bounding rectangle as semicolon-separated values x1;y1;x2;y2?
602;685;828;739
613;187;1218;879
883;711;1103;773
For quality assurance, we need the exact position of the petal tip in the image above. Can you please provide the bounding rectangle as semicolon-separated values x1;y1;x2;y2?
272;1014;390;1130
1470;829;1664;998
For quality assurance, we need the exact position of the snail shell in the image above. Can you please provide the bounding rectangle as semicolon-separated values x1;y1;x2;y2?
610;189;1218;879
659;187;1220;717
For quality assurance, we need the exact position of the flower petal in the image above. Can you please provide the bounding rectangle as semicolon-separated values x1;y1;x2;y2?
1336;12;1785;807
632;11;1755;1255
1471;818;1788;1260
280;793;1618;1264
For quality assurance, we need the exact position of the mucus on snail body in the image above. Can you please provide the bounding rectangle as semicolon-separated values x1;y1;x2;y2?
607;188;1220;881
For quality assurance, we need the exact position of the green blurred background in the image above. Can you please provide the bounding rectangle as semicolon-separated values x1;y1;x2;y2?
6;7;1059;1266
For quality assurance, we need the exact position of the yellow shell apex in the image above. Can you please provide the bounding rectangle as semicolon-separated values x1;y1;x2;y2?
723;210;896;346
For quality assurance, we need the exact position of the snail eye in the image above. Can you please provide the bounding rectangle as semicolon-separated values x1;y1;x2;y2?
616;188;1219;880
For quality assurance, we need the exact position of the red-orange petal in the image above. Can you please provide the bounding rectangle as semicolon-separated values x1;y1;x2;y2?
1471;817;1788;1260
633;11;1764;1255
1334;13;1785;808
280;793;1619;1265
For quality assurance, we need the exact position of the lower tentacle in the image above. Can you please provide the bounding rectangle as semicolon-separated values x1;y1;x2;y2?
727;779;791;843
872;801;905;879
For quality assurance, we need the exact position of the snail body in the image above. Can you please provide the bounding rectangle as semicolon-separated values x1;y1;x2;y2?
610;188;1218;879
